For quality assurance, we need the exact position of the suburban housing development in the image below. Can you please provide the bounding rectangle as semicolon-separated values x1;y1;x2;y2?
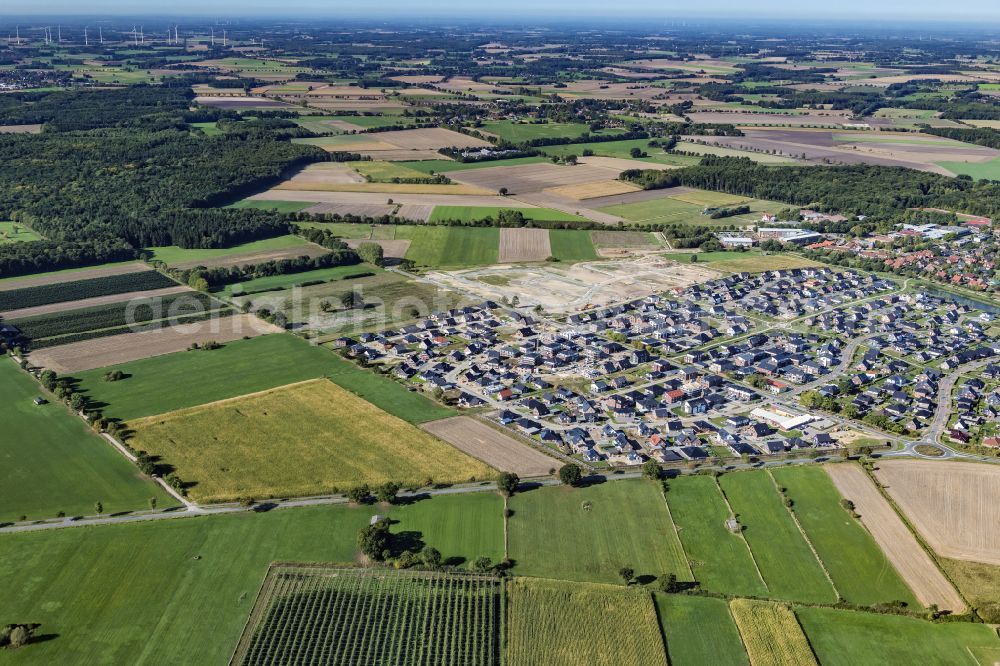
2;8;1000;666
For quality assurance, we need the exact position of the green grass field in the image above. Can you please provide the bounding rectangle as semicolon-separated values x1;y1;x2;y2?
71;334;345;421
655;594;749;666
222;264;377;296
479;120;599;143
191;121;221;136
428;206;586;224
0;221;42;244
145;235;314;265
599;191;784;228
797;606;1000;666
0;506;375;664
394;225;500;267
540;138;700;167
128;380;492;502
548;229;599;261
0;359;171;522
388;492;504;564
938;156;1000;180
227;200;315;213
325;354;456;424
662;251;825;273
665;475;769;597
396;156;549;174
508;479;691;584
72;333;451;425
771;466;918;607
719;471;838;604
349;160;432;182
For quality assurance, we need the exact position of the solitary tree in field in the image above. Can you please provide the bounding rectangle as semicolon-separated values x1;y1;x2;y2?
690;254;698;263
618;566;635;586
497;472;520;497
498;187;508;196
558;463;583;487
358;519;391;561
473;556;493;573
149;497;157;511
94;501;103;516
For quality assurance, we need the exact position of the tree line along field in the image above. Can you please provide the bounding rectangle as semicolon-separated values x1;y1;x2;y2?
0;269;177;311
127;380;493;502
0;358;172;522
2;477;998;665
232;567;504;666
427;206;586;224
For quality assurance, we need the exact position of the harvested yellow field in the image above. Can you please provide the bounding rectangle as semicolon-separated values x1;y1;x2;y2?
729;599;817;666
128;379;496;502
670;190;754;207
279;163;366;186
874;460;1000;565
421;416;556;476
499;227;552;263
826;463;966;612
506;578;666;666
708;255;825;273
545;179;640;200
274;181;493;195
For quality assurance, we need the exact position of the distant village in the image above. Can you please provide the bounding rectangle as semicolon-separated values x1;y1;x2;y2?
716;209;998;292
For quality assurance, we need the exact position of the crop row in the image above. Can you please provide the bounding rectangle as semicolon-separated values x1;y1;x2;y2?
506;577;665;666
27;311;234;350
235;567;501;666
12;291;224;341
0;270;177;311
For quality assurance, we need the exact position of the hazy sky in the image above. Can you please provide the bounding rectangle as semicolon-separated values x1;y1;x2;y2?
8;0;1000;22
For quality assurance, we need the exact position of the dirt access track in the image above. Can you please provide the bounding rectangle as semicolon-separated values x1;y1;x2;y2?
874;460;1000;566
30;315;282;373
421;416;557;477
3;285;193;320
825;463;966;612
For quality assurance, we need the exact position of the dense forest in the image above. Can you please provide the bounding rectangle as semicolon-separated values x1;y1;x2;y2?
0;128;324;274
621;157;1000;218
923;126;1000;149
0;87;193;131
